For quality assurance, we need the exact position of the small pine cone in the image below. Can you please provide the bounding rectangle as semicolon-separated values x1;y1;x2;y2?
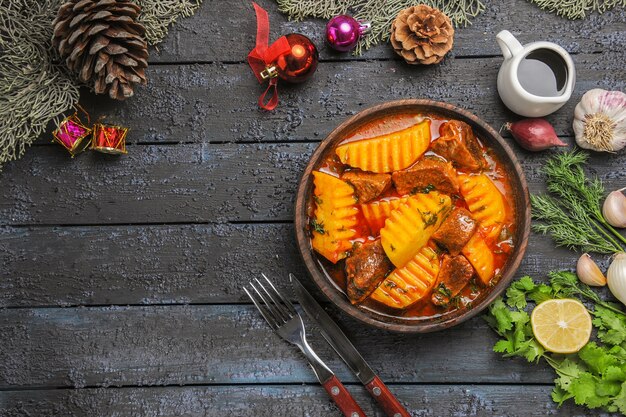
390;5;454;65
52;0;148;100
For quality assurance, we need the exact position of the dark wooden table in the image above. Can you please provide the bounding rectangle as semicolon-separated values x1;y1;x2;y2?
1;1;625;416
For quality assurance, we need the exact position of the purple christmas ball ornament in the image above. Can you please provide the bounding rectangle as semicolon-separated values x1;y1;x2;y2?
325;15;370;52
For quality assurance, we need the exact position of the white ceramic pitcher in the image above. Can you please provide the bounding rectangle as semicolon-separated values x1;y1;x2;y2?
496;30;576;117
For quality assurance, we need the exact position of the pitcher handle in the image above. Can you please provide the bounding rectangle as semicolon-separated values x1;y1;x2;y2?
496;30;523;60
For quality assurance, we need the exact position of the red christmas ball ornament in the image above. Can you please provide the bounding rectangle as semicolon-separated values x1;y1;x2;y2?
275;33;318;83
247;3;319;110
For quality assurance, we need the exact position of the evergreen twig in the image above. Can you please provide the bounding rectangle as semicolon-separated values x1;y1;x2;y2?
275;0;485;55
274;0;625;54
137;0;203;46
527;0;625;19
0;0;79;169
0;0;203;169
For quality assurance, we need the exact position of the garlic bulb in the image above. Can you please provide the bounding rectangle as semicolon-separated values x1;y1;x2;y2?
603;187;626;228
577;253;607;286
607;252;626;305
573;89;626;152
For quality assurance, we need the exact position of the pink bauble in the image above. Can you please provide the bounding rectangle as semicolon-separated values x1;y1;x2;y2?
325;15;370;52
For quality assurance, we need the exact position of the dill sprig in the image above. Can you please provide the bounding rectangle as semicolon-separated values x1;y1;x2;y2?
531;151;626;254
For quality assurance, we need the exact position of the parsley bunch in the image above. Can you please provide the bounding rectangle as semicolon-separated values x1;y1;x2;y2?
486;271;626;413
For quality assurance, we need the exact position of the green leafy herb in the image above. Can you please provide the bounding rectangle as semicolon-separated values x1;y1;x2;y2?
436;283;451;298
486;272;626;414
448;295;463;308
310;219;325;235
418;210;438;227
531;151;626;254
415;184;435;194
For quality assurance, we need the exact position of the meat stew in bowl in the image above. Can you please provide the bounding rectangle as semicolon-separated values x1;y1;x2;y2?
306;113;517;320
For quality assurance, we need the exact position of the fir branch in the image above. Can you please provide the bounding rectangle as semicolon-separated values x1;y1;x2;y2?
137;0;203;46
526;0;625;19
274;0;624;54
275;0;485;55
352;0;485;54
0;0;203;169
0;0;79;169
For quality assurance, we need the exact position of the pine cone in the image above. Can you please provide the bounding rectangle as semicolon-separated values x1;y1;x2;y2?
52;0;148;100
390;5;454;65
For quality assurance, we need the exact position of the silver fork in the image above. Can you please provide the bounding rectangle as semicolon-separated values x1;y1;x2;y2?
244;274;366;417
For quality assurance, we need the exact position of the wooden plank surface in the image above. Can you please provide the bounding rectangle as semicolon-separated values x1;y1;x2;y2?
2;140;625;226
147;0;625;63
74;53;625;145
0;385;610;417
1;1;625;416
0;224;613;308
0;305;555;389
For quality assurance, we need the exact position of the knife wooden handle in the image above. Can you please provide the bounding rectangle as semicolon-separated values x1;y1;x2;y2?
365;376;410;417
322;375;367;417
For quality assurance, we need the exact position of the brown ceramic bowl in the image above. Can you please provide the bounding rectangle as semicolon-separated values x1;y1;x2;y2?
295;99;531;333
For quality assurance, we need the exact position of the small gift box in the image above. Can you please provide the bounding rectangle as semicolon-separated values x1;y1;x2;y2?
52;114;92;156
91;123;128;155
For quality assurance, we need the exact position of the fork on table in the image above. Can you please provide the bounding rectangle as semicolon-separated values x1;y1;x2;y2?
244;274;366;417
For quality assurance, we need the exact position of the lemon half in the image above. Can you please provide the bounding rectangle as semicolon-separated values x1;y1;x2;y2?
530;299;592;354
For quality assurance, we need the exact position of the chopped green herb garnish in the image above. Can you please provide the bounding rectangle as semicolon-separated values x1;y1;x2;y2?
469;280;479;294
449;295;462;308
310;219;325;235
417;210;438;227
415;184;435;194
436;283;451;298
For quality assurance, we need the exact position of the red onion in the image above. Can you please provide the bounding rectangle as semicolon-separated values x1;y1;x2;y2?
504;118;568;151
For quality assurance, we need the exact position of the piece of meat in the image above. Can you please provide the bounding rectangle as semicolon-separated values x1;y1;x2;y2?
345;240;393;304
431;254;474;306
392;157;459;196
444;121;486;166
342;170;391;203
432;207;478;255
431;120;488;171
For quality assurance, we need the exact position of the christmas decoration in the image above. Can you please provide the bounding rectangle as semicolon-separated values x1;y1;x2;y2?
137;0;202;44
275;0;482;54
91;123;129;154
390;5;454;65
248;3;318;110
277;34;318;82
526;0;626;19
326;15;370;52
52;114;92;156
0;0;80;169
52;0;149;101
0;0;202;169
275;0;623;54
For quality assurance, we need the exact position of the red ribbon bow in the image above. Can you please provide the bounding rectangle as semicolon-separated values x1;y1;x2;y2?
247;2;290;110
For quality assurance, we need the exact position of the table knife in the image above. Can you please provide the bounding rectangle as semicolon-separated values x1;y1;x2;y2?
291;274;411;417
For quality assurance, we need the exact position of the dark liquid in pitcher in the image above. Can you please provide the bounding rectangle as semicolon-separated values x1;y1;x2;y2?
517;49;568;97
